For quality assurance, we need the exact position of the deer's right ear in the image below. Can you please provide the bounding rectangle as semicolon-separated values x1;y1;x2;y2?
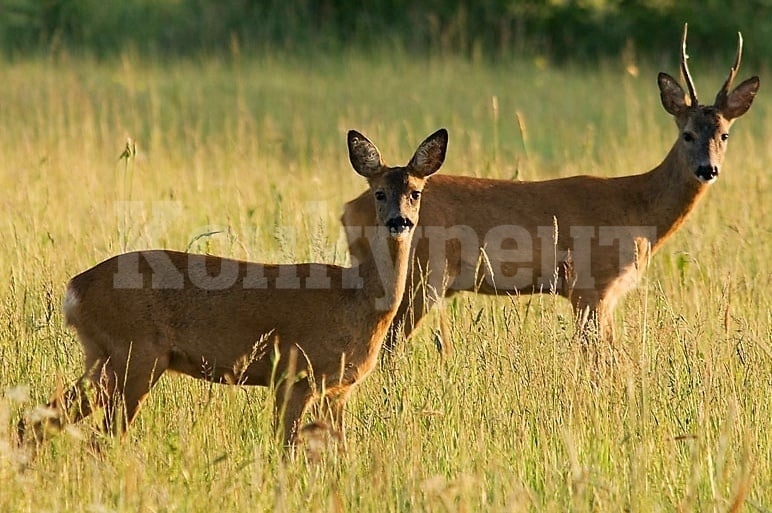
408;128;448;178
348;130;383;178
658;72;690;116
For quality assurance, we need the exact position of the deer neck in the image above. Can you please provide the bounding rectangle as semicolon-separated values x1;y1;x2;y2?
358;228;413;316
642;143;710;250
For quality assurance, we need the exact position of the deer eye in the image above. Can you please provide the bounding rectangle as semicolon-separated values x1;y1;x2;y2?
721;133;730;142
682;132;695;143
410;190;421;201
374;191;386;201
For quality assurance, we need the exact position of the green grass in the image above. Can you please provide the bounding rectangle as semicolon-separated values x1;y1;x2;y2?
0;49;770;512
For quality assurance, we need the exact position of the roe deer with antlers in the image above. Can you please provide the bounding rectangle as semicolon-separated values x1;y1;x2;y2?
19;128;448;448
342;25;758;351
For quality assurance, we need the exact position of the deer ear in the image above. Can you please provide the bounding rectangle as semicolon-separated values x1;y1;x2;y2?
658;72;690;116
408;128;448;178
347;130;383;178
719;76;759;120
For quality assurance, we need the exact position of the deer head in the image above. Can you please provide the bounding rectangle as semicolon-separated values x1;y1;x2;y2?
347;128;447;238
657;24;759;184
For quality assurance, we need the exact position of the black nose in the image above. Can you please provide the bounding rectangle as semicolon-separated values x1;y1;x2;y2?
385;216;414;235
696;165;719;182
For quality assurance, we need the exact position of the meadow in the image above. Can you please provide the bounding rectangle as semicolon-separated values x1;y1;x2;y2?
0;47;770;512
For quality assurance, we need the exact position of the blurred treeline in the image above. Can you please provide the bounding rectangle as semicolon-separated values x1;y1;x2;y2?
1;0;770;63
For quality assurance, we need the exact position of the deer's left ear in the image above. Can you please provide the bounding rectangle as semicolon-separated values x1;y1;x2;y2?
408;128;448;178
718;76;759;120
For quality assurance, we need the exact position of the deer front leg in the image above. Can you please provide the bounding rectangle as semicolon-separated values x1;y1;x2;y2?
274;380;313;447
596;302;615;342
320;389;350;451
383;296;411;353
387;262;451;354
572;292;615;342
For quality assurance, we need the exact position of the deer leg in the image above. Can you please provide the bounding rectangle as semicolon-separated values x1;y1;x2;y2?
422;259;457;357
382;283;441;355
383;297;411;352
596;302;615;342
435;307;453;358
274;380;313;447
18;350;108;445
289;388;349;461
573;296;616;346
322;389;350;449
387;266;449;354
103;348;169;435
572;293;600;342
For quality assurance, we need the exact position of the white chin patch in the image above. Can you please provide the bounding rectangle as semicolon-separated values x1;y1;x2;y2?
696;175;718;185
389;228;411;239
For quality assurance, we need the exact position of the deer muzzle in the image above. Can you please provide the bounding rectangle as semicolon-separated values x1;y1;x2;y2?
385;216;414;237
695;164;720;183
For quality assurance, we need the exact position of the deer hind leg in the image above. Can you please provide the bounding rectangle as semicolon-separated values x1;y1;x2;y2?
97;343;169;436
18;350;107;445
19;337;169;447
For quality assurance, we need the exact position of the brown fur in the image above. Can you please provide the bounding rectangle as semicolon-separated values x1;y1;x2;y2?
19;128;448;448
342;29;759;350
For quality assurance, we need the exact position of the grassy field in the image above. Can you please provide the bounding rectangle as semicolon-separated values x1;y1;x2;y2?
0;49;770;512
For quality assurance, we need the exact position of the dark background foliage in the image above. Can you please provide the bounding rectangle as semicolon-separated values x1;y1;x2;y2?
0;0;770;64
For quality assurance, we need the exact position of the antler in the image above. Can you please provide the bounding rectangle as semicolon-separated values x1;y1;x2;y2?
680;23;699;106
714;31;743;107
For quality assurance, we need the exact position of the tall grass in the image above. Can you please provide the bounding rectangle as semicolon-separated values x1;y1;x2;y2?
0;49;769;511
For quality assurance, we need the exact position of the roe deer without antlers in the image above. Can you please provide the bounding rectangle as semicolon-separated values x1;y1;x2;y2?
342;25;759;351
19;128;448;448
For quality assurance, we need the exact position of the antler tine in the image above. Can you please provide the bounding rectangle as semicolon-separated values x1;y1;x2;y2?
714;31;743;107
680;23;699;106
